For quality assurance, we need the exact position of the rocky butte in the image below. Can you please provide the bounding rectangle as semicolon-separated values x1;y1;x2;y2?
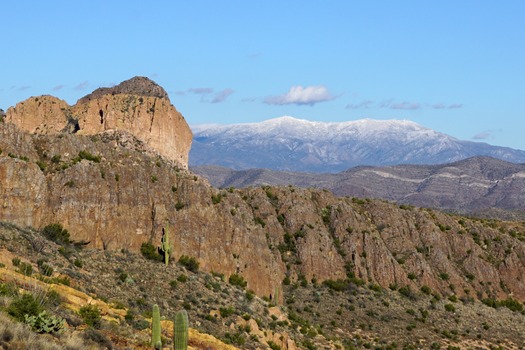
5;76;192;168
1;77;525;306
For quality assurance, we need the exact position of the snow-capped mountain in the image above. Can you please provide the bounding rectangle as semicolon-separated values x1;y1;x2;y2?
189;116;525;172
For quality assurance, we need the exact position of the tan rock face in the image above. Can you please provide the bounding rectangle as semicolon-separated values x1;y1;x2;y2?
71;93;192;168
5;95;70;134
4;77;192;169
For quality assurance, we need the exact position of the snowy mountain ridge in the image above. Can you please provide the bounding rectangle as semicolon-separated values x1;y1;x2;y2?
190;116;525;173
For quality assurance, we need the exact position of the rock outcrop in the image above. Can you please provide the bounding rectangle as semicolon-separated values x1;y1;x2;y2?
5;77;192;168
5;95;70;134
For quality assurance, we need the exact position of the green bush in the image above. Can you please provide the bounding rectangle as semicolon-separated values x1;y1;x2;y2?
444;303;456;312
398;286;417;300
420;285;432;295
7;293;44;322
79;304;102;328
17;262;33;276
229;274;247;288
77;150;101;163
38;262;54;276
219;306;235;318
169;280;178;289
267;340;282;350
177;274;188;283
322;279;348;292
178;255;200;272
0;282;18;296
42;223;71;245
140;241;161;261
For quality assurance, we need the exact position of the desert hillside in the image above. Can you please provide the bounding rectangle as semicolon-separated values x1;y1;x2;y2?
1;79;525;349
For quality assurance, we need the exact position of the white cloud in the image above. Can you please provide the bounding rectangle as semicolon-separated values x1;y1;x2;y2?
264;85;335;106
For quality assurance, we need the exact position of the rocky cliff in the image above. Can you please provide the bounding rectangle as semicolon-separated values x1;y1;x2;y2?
192;156;525;219
1;119;525;303
6;76;192;168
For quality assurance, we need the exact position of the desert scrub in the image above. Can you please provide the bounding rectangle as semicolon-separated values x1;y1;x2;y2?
229;274;247;288
140;241;162;261
79;304;102;328
7;293;44;322
41;223;71;246
178;255;200;272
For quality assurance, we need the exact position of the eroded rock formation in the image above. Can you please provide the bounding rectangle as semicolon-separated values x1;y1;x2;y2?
5;77;192;168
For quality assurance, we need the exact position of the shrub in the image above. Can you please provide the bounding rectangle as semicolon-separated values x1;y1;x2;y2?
398;286;417;300
499;298;523;312
0;282;18;296
42;223;70;246
77;150;100;163
439;272;450;281
177;274;188;283
245;290;255;301
17;262;33;276
219;306;235;318
7;293;44;322
74;258;83;268
444;303;456;312
254;217;266;228
51;155;61;163
169;280;178;289
178;255;200;272
79;304;102;328
11;257;21;267
420;285;432;295
38;263;54;277
268;340;282;350
323;279;348;292
229;274;247;288
140;241;161;261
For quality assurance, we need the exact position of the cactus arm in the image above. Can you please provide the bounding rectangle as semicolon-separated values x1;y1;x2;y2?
151;304;162;349
173;309;189;350
160;225;172;266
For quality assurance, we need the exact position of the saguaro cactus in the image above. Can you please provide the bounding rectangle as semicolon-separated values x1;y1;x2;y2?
159;225;172;266
173;309;188;350
151;304;162;349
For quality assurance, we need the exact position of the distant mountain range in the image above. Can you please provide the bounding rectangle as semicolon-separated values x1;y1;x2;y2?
192;156;525;218
190;116;525;173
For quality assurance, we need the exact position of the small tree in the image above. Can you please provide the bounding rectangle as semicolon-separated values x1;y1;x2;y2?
42;223;70;246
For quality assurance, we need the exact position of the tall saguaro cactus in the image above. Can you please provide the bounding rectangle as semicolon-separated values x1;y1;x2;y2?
173;309;189;350
151;304;162;349
160;225;172;266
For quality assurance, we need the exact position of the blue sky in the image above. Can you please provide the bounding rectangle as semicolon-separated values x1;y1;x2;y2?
2;1;524;150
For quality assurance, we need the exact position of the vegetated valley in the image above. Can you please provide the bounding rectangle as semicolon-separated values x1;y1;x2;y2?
1;78;525;350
